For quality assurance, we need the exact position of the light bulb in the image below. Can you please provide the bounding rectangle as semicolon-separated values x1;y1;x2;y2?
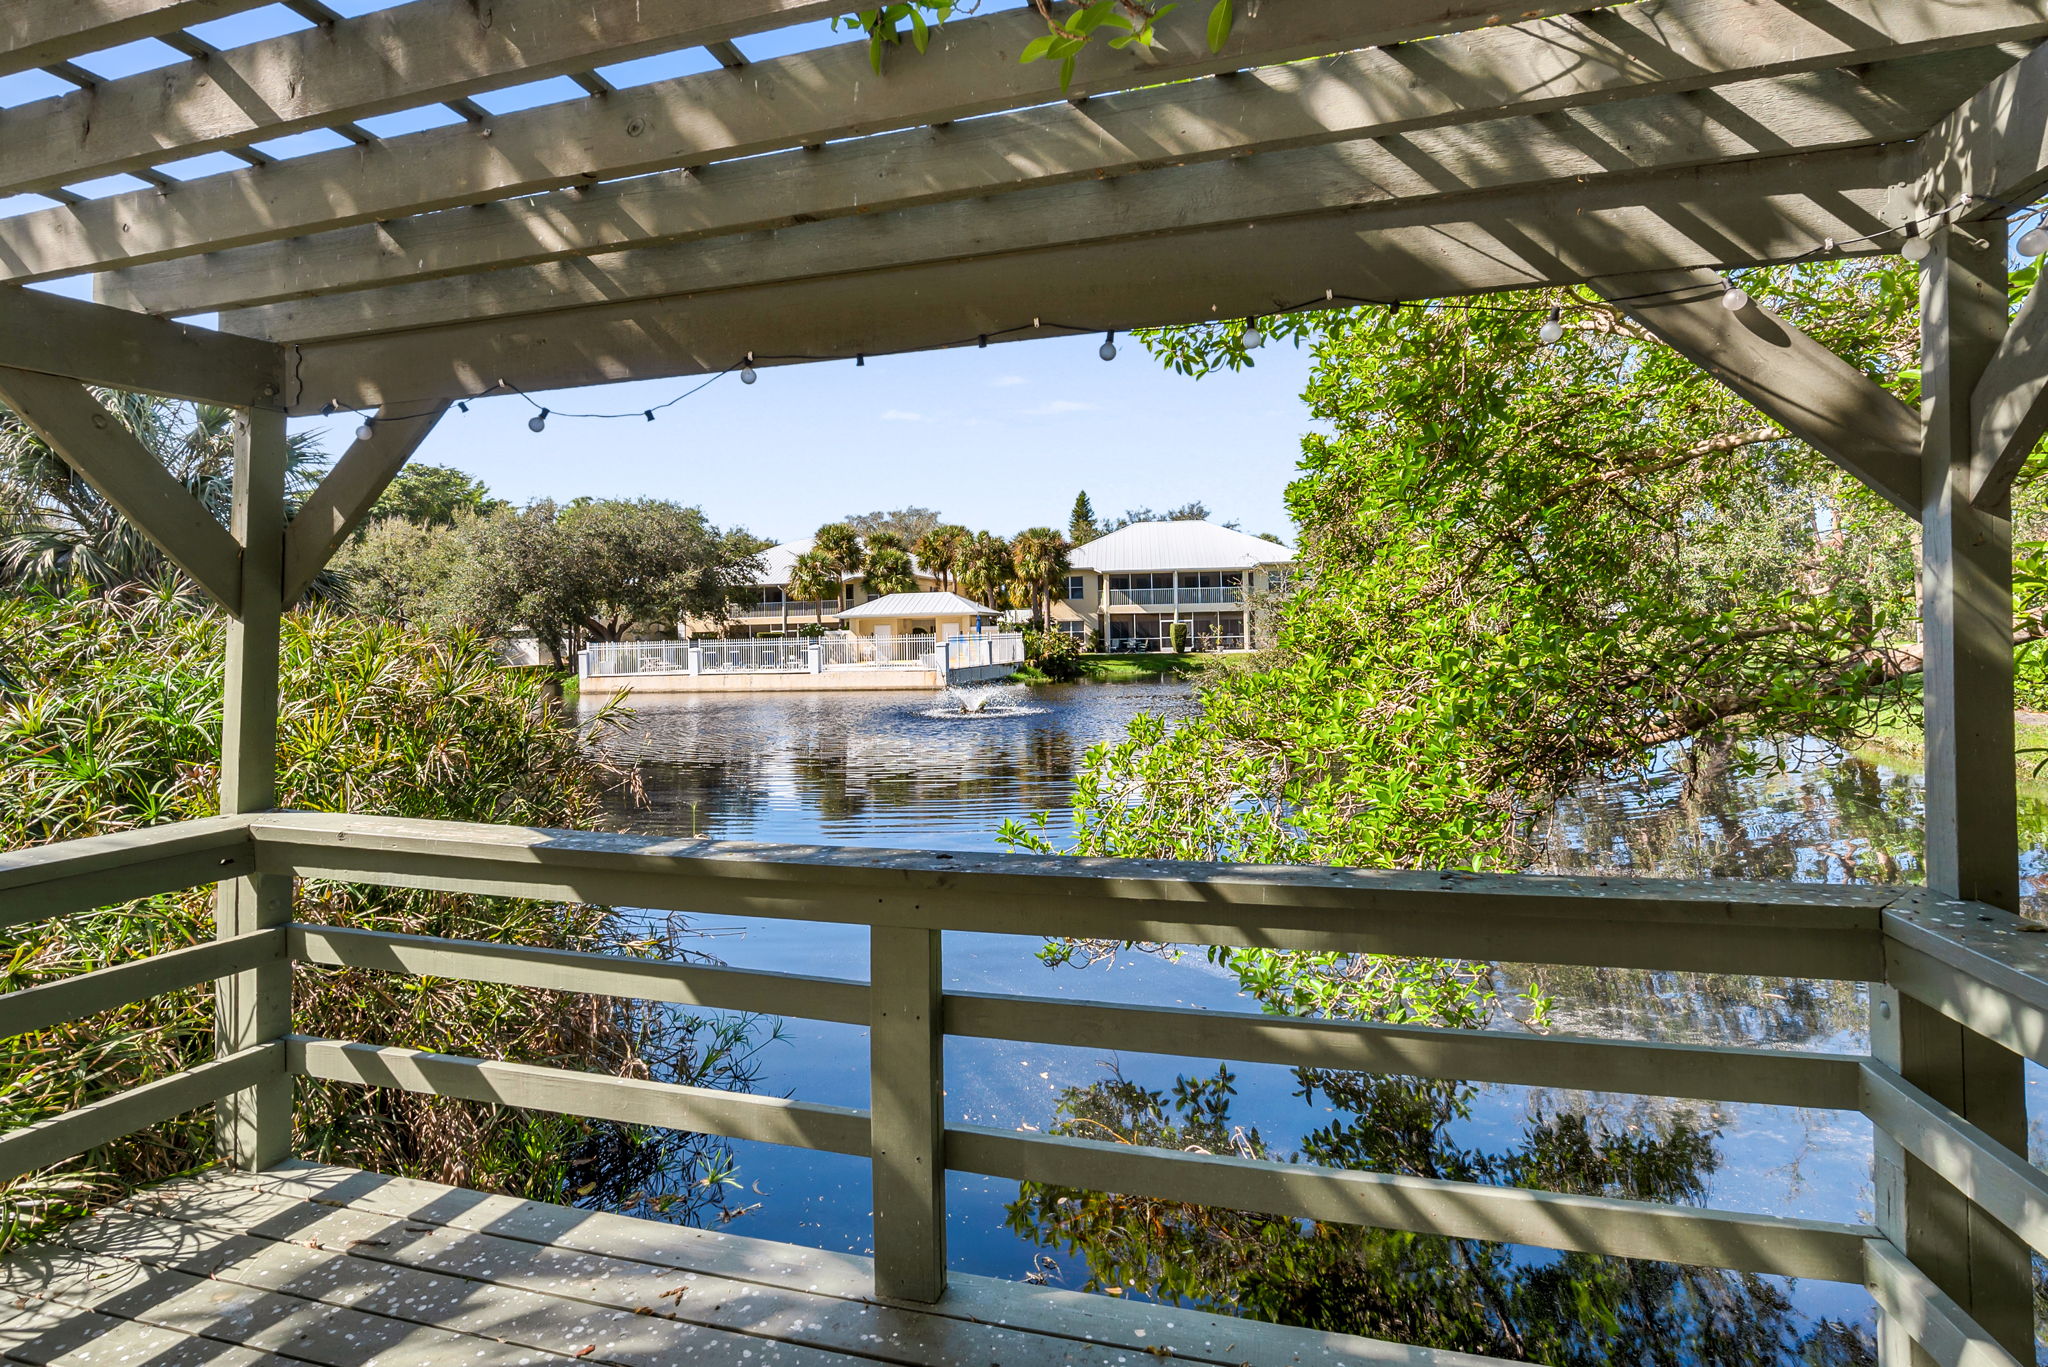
741;365;757;385
2021;224;2048;257
527;409;548;433
354;420;375;442
1242;320;1265;349
1722;286;1750;312
1901;234;1932;263
1538;308;1564;346
1099;331;1117;362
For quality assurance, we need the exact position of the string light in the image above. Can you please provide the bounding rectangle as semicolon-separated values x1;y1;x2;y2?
527;408;548;433
354;417;376;441
1722;283;1751;312
1538;308;1564;345
1901;233;1932;263
856;352;865;368
1099;331;1118;361
319;400;337;417
741;353;758;385
2021;222;2048;257
643;410;655;422
1242;318;1265;349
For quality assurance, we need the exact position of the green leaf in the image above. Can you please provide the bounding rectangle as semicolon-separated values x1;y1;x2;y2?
1206;0;1234;50
1019;33;1058;63
909;8;930;52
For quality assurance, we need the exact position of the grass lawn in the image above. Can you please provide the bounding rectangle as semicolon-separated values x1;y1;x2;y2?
1850;696;2048;779
1010;652;1215;684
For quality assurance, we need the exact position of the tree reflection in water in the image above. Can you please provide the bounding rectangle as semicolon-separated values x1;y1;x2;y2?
1006;1065;1874;1366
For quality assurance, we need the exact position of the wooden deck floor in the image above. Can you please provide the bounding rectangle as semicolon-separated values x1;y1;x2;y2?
0;1162;1465;1366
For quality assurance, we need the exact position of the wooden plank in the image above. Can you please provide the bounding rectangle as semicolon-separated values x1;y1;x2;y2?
0;0;853;196
277;149;1910;414
1886;904;2048;1065
944;991;1866;1110
0;0;1493;281
0;1045;282;1183
1911;37;2048;226
0;1291;291;1366
0;930;283;1040
1593;268;1922;517
216;406;291;1173
1970;273;2048;510
288;922;869;1023
1866;1239;2026;1367
5;1237;558;1367
0;368;244;611
113;42;2015;319
1863;1062;2048;1264
217;54;1996;343
248;812;1892;979
289;1036;871;1155
155;1168;1503;1367
0;2;270;79
869;926;944;1303
947;1125;1874;1282
0;288;284;409
281;402;448;602
0;817;252;932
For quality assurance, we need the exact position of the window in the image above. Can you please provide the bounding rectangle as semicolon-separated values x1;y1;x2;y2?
1056;620;1085;638
1066;575;1086;600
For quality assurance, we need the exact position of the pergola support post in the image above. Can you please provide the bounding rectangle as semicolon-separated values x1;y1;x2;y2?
214;406;293;1171
1874;221;2030;1364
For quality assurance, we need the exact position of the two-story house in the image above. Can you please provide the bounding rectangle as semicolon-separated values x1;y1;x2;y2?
702;538;943;638
1052;521;1295;651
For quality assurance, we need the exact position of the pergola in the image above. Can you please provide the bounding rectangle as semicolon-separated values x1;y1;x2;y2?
8;2;2048;1363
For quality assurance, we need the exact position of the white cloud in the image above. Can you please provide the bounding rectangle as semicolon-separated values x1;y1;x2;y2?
880;409;926;422
1019;399;1099;416
989;375;1030;388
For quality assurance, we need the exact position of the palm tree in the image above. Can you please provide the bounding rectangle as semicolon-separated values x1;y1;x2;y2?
861;532;917;597
955;530;1013;610
811;522;865;607
1009;527;1072;627
0;393;327;601
787;548;839;630
912;524;968;591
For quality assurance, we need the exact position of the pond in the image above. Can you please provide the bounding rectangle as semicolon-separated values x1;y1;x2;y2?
576;682;2042;1364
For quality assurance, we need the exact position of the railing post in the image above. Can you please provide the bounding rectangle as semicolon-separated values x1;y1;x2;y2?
869;925;946;1302
215;405;293;1171
1873;220;2030;1363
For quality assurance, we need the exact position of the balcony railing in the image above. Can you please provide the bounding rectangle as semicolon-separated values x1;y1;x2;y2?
1106;588;1245;607
4;811;2044;1362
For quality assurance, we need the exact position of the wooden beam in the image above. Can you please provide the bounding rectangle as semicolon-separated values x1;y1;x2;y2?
186;51;2002;333
870;926;946;1303
102;43;2011;320
281;401;448;602
274;148;1908;417
0;931;283;1041
0;288;283;408
13;0;2041;285
1866;1240;2028;1367
0;1;269;78
1910;38;2048;222
0;816;255;932
0;0;853;198
1970;273;2048;508
0;366;244;611
1592;268;1923;516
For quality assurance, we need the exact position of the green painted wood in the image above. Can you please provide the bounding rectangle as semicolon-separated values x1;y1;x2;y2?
0;1293;291;1366
0;290;283;410
947;1124;1874;1282
289;922;867;1023
0;368;245;611
0;817;252;931
1863;1062;2048;1263
289;1036;871;1155
216;406;292;1174
0;2;270;79
1886;905;2048;1065
0;930;282;1040
281;403;449;602
247;812;1892;979
1866;1240;2026;1367
945;990;1866;1110
869;925;944;1303
0;1045;282;1183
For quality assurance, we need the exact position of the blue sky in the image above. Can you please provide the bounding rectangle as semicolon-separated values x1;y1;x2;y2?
2;2;1320;545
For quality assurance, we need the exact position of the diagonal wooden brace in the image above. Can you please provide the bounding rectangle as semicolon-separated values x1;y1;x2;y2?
0;365;244;612
282;402;450;603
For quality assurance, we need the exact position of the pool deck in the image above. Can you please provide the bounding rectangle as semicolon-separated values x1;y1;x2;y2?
0;1162;1455;1367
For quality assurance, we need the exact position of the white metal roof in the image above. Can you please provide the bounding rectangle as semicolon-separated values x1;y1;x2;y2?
755;539;935;588
1070;521;1296;574
837;592;1001;619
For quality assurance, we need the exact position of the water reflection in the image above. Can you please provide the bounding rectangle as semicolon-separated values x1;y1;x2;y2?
579;690;2032;1362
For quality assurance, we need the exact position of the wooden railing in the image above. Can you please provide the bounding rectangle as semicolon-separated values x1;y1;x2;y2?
2;811;2044;1364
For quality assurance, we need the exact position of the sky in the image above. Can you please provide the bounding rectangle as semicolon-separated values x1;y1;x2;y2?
1;1;1321;548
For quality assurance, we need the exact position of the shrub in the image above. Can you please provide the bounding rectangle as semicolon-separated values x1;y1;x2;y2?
0;591;758;1248
1024;627;1084;682
1169;620;1192;653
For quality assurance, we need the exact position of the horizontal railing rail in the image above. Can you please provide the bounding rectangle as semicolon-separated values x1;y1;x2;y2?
3;809;2045;1364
